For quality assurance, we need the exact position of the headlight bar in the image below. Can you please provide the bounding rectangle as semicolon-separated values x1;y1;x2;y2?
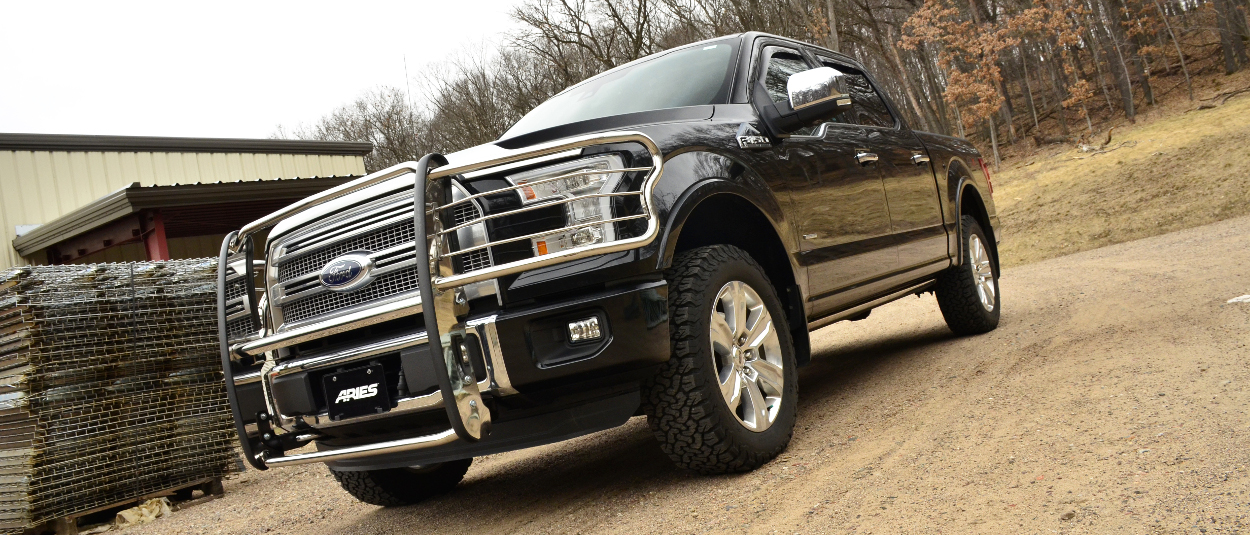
218;131;663;468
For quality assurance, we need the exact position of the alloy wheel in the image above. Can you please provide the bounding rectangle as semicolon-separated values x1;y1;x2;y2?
969;234;996;312
709;280;784;432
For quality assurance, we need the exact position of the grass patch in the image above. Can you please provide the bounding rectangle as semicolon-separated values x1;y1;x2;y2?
992;74;1250;268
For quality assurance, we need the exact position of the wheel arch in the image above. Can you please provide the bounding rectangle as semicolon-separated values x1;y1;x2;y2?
950;163;1000;275
657;182;810;366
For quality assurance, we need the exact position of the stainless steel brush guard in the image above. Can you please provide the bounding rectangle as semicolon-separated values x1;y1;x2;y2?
218;131;664;469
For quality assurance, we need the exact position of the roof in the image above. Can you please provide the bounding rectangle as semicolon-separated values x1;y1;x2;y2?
12;176;360;257
0;133;374;156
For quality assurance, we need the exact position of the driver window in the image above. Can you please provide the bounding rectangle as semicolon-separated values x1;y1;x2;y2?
818;58;895;128
761;48;809;105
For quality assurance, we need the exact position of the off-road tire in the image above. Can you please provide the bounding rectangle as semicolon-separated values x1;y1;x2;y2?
644;245;798;474
935;215;1000;335
329;458;471;507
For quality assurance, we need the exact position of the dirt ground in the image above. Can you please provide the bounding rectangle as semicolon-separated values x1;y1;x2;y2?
125;212;1250;534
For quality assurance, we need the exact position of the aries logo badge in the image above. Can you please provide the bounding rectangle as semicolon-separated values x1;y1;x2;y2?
334;383;379;404
319;253;374;292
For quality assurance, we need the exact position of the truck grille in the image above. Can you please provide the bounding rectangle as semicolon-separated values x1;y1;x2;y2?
277;223;414;282
269;188;490;330
281;268;421;324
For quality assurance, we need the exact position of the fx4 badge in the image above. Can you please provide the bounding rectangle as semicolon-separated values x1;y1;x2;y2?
736;123;772;150
334;383;379;404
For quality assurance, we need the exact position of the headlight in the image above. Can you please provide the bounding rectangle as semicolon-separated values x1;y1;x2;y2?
507;154;625;256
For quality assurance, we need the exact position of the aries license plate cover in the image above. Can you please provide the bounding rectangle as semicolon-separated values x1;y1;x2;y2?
324;364;390;420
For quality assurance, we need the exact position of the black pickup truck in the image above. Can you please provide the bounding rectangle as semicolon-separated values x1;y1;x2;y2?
216;31;1001;506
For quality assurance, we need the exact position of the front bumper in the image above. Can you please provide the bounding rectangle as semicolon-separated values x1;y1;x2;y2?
257;280;668;469
217;133;667;469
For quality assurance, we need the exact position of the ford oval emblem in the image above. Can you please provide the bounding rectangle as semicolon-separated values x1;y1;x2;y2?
319;253;375;292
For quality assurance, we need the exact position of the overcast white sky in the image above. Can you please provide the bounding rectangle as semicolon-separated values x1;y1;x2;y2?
0;0;523;139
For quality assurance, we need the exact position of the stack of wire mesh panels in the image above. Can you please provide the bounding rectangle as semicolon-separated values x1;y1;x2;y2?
0;260;236;533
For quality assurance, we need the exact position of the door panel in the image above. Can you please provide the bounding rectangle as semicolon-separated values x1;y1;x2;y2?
871;129;948;268
748;42;897;318
793;124;895;313
813;55;948;271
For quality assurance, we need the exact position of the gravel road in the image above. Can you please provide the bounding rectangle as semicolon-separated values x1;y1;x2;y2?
131;216;1250;535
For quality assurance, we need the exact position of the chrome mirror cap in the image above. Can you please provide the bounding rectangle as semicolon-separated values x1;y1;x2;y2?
787;67;850;111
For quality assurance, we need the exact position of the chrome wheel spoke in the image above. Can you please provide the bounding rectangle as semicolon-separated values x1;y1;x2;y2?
710;313;735;354
744;314;772;350
730;282;748;338
749;358;783;392
743;378;769;430
719;369;742;413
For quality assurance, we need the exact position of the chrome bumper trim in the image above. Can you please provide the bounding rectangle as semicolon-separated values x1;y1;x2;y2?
265;314;514;427
237;296;421;356
234;370;263;385
263;429;459;468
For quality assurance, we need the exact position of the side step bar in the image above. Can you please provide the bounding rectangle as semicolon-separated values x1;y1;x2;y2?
807;280;935;331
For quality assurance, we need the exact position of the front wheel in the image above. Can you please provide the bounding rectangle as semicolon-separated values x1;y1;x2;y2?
644;245;798;475
935;215;1001;335
329;458;471;507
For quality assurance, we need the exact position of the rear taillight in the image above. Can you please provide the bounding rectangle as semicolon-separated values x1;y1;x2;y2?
977;158;994;193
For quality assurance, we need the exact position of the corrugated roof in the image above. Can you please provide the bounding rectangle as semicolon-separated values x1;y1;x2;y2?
12;175;361;256
0;133;374;156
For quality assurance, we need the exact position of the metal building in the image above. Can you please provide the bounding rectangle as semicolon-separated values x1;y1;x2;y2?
0;133;373;269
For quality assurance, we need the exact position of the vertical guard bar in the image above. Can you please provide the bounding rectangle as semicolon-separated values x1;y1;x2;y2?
218;231;268;470
413;154;491;442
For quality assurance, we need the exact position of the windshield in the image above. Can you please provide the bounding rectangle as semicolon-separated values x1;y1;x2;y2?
501;39;738;139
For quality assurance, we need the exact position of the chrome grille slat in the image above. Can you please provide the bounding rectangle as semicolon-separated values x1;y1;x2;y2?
281;267;422;325
270;187;490;329
277;221;415;282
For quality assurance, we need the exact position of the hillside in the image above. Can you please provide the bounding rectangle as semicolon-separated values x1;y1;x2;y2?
992;69;1250;268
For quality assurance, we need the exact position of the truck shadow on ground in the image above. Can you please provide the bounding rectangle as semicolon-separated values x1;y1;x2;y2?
351;323;958;529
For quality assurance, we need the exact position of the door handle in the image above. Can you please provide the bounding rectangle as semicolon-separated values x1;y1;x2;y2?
911;153;931;165
855;152;879;166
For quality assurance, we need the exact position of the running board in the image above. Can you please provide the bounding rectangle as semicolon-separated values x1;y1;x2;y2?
806;280;935;331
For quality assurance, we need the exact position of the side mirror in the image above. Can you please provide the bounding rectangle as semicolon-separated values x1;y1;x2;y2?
752;66;853;137
788;67;851;111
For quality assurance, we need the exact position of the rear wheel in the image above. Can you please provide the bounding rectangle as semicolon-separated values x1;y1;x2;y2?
329;458;471;507
644;245;798;474
935;215;1000;334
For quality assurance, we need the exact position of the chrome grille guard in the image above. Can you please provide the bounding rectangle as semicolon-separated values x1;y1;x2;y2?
217;131;664;469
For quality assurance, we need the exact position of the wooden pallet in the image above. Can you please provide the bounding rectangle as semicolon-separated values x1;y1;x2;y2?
28;478;224;535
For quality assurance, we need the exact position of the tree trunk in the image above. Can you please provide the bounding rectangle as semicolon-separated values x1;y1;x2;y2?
1100;6;1137;121
1085;24;1118;113
1131;33;1156;105
995;61;1017;143
988;118;1001;172
1215;0;1248;73
1021;50;1040;131
1154;0;1193;100
1044;43;1071;136
884;35;931;131
954;105;966;138
825;0;840;51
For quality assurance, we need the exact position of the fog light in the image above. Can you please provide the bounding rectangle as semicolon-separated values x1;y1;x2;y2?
567;317;602;342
